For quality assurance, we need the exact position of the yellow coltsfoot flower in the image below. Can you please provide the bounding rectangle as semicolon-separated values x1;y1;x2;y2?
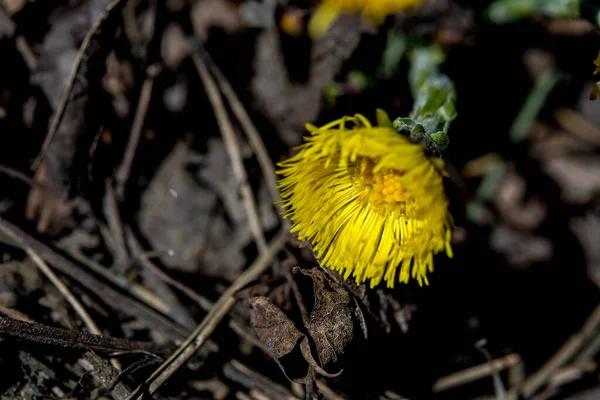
277;112;453;288
308;0;425;38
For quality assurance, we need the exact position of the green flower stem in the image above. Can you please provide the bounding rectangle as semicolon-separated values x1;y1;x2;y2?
393;46;457;152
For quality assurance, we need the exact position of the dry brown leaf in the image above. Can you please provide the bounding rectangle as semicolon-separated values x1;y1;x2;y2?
251;16;364;146
543;156;600;205
249;296;304;360
249;296;341;384
490;224;553;269
297;268;362;366
494;167;547;231
25;164;73;234
26;2;99;234
529;122;588;158
138;141;215;273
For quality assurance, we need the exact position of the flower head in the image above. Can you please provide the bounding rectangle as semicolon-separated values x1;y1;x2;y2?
308;0;425;38
277;112;453;288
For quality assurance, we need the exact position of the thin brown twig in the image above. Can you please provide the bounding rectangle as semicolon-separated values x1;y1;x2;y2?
122;227;201;330
205;57;281;207
28;257;121;371
126;226;269;355
15;36;37;70
548;361;597;389
432;353;521;392
103;179;129;271
224;359;300;400
0;164;35;186
508;355;526;387
138;254;213;311
0;216;189;340
87;128;104;183
1;226;122;370
27;251;103;337
115;64;161;198
236;392;253;400
126;229;288;399
290;383;305;399
315;380;345;400
0;313;172;357
523;362;597;400
518;303;600;398
82;352;131;400
0;225;98;334
192;53;268;253
102;190;199;328
68;242;215;352
290;268;310;327
228;319;270;354
0;6;37;73
125;227;213;312
249;389;272;400
476;341;507;400
575;333;600;363
32;0;128;171
0;305;37;323
66;248;170;315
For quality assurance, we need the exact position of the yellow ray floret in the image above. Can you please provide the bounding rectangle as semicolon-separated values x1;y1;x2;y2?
308;0;425;38
277;113;453;288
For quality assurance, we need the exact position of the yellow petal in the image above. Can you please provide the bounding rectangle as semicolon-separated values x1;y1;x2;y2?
308;3;341;39
277;113;453;288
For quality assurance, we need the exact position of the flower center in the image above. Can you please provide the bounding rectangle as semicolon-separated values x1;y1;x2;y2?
354;158;409;211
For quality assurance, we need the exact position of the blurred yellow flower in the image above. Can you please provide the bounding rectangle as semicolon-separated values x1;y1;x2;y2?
308;0;425;38
594;50;600;75
277;112;453;288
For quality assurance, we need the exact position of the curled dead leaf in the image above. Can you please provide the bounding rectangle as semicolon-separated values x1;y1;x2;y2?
296;267;364;366
249;296;341;384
